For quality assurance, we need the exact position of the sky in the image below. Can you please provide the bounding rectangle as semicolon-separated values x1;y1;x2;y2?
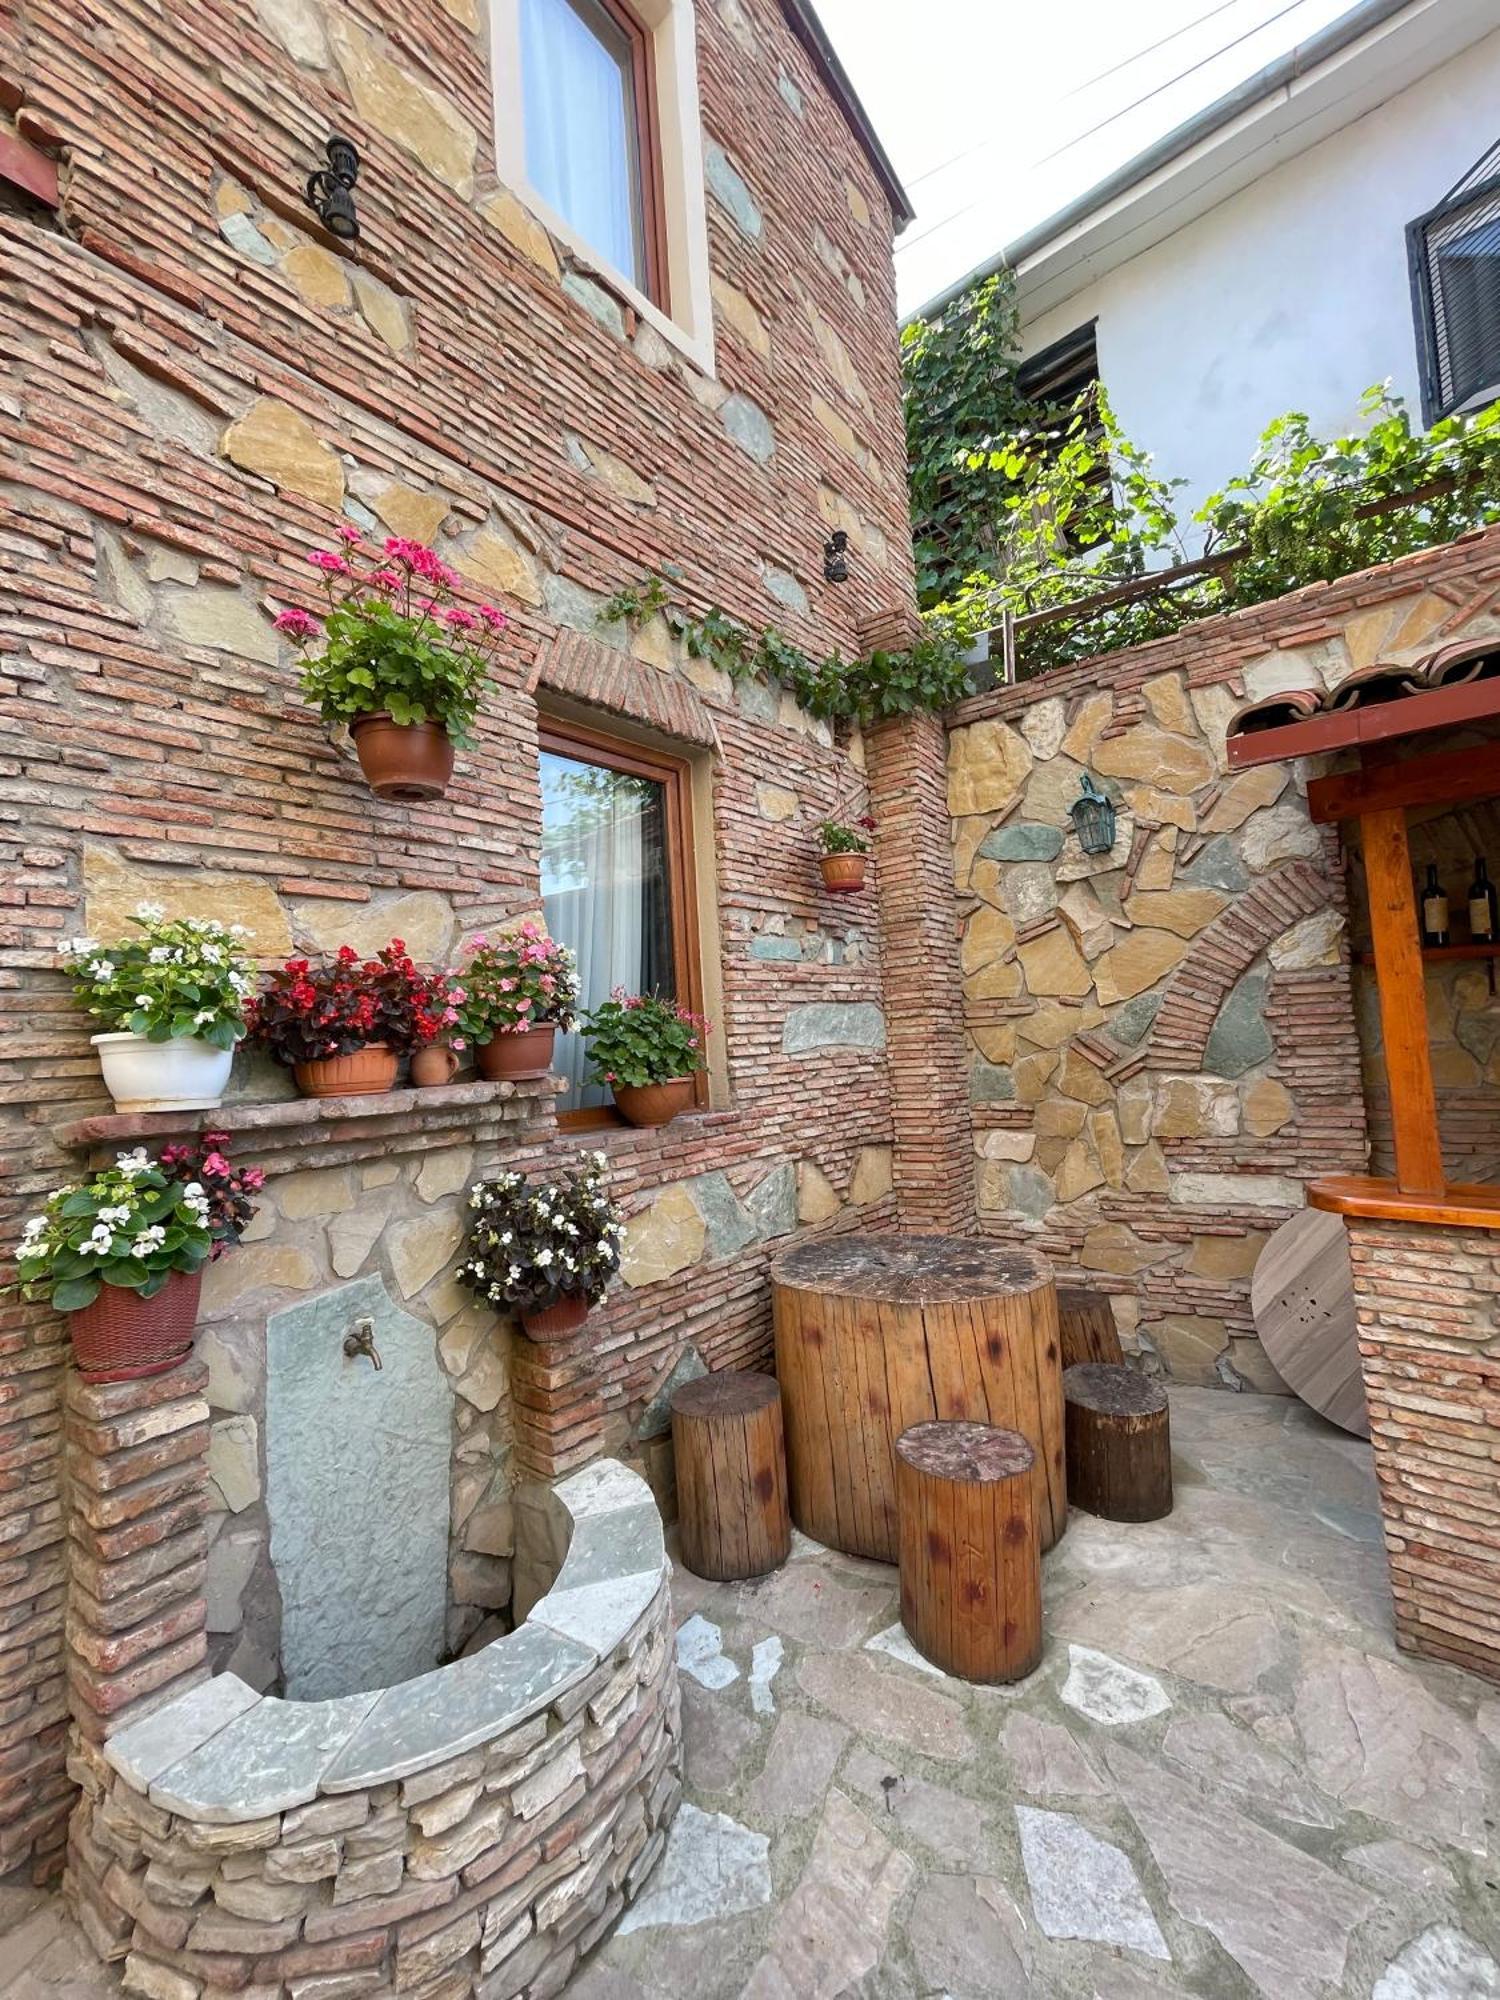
812;0;1363;317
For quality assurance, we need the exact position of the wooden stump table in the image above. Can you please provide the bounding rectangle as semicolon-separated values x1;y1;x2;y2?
671;1372;791;1581
771;1234;1066;1562
896;1420;1041;1682
1063;1363;1172;1522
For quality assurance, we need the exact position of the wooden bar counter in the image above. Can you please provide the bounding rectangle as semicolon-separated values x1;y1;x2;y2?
770;1233;1066;1561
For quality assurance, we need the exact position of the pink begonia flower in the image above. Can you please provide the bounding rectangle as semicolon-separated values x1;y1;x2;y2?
469;934;488;951
451;1037;466;1051
308;550;350;574
273;608;322;639
515;995;532;1011
202;1152;231;1176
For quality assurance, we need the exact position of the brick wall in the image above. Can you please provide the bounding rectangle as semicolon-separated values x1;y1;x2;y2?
1346;1214;1500;1682
0;0;920;1874
944;529;1500;1387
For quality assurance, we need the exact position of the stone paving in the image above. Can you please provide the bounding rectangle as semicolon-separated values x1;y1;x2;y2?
5;1389;1500;1999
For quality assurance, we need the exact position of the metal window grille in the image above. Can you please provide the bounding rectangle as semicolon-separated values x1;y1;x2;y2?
1408;139;1500;424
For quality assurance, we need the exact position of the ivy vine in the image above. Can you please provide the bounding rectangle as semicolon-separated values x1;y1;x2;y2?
596;580;970;724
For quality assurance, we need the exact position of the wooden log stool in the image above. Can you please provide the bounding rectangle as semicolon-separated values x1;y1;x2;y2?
1057;1286;1125;1369
671;1371;791;1581
895;1420;1042;1683
1063;1363;1172;1522
772;1234;1065;1563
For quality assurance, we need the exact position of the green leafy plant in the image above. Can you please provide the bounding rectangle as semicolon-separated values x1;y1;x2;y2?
582;990;709;1090
458;1153;623;1314
275;533;509;747
598;571;678;630
16;1142;261;1313
816;813;876;856
58;907;254;1050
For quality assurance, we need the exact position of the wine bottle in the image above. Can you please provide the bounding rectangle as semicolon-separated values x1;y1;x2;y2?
1469;856;1498;944
1421;863;1450;947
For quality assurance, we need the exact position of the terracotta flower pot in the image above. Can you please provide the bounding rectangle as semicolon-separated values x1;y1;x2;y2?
68;1269;203;1383
519;1293;591;1341
292;1043;398;1098
612;1077;694;1127
410;1045;460;1088
351;715;455;803
477;1024;556;1081
820;853;868;893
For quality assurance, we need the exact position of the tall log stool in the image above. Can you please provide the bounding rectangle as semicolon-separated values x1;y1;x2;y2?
1057;1286;1125;1369
1063;1364;1172;1522
895;1420;1042;1683
671;1372;791;1581
772;1234;1066;1562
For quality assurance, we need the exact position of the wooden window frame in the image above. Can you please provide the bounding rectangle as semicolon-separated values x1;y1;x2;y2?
533;0;671;314
539;715;705;1132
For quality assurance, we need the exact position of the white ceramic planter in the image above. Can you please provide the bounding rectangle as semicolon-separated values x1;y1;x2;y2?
91;1031;234;1114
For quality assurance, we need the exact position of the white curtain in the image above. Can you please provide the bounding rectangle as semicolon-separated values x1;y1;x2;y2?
541;755;649;1109
521;0;641;287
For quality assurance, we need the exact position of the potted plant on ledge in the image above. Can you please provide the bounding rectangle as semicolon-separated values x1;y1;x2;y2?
409;965;467;1086
582;989;708;1127
17;1135;264;1380
60;906;254;1114
816;812;876;893
455;921;579;1081
274;531;508;803
249;939;430;1098
458;1152;623;1340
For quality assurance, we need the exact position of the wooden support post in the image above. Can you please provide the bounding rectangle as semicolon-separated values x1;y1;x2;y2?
1360;806;1444;1197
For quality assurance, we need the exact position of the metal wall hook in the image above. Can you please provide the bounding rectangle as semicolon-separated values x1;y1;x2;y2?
343;1317;383;1370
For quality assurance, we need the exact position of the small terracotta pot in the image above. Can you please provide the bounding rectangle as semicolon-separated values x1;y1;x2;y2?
820;852;868;893
410;1045;460;1088
69;1269;203;1383
292;1043;398;1098
351;715;455;803
477;1024;556;1081
519;1293;591;1341
612;1077;694;1127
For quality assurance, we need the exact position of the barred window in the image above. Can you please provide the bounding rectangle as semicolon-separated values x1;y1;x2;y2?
1408;141;1500;424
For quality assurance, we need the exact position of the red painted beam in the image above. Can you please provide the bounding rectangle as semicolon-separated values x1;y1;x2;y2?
0;127;59;208
1225;674;1500;771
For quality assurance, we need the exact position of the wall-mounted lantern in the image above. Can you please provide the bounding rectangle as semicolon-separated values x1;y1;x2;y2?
1069;772;1117;854
306;135;361;241
823;529;849;584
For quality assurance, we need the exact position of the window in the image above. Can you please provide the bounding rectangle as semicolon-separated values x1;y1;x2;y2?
519;0;665;304
1015;320;1110;552
1409;141;1500;423
491;0;714;366
538;719;703;1121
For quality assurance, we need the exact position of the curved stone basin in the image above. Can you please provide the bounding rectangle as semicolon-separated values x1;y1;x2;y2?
78;1460;680;1998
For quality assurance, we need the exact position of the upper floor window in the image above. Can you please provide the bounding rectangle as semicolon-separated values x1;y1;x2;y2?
520;0;665;305
1409;140;1500;424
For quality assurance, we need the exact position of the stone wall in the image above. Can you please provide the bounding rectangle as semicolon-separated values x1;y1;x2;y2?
0;0;921;1871
1344;1212;1500;1683
945;529;1500;1387
65;1456;680;2000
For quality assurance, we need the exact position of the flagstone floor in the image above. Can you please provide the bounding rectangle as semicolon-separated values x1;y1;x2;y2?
4;1389;1498;1999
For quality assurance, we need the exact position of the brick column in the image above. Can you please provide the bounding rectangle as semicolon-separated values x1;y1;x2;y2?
508;1331;605;1484
63;1361;212;1738
866;713;974;1233
1345;1215;1500;1683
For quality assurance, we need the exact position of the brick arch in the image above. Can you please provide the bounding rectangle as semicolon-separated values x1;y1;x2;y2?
1146;859;1336;1070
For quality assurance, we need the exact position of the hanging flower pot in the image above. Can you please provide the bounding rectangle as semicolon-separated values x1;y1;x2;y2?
519;1293;591;1341
819;853;868;894
70;1269;204;1382
274;534;509;809
612;1077;695;1128
476;1023;556;1081
292;1043;398;1098
350;716;455;803
410;1044;461;1087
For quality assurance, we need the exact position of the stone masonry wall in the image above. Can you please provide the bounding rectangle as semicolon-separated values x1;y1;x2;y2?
946;529;1500;1388
1;0;920;1873
1345;1213;1500;1685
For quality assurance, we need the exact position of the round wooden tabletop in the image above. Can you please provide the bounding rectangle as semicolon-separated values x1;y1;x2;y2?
771;1232;1053;1305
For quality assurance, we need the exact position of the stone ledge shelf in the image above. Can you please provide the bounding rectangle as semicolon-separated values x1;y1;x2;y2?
70;1460;681;1999
51;1076;564;1176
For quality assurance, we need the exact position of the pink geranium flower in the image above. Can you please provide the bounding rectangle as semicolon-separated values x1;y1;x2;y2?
274;607;322;640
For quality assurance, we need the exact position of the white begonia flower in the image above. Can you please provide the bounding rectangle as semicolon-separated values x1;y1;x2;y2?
535;1247;553;1266
89;960;110;978
135;901;165;920
508;1265;522;1283
148;945;170;963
